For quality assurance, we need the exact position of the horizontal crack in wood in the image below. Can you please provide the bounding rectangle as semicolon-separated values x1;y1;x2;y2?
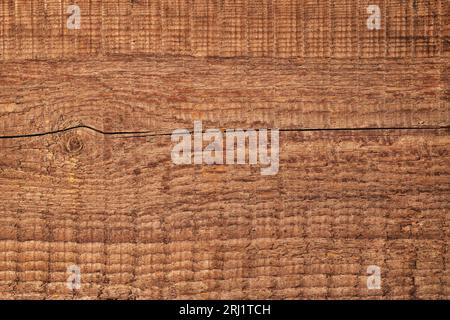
0;125;449;140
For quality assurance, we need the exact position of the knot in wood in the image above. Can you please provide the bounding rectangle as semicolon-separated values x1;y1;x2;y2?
65;136;83;154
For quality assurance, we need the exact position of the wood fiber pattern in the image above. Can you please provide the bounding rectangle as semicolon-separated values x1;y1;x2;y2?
0;129;449;299
0;0;449;300
0;0;446;60
0;56;447;136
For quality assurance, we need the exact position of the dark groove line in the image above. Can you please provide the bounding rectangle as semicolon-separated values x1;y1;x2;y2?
0;124;449;140
3;52;446;64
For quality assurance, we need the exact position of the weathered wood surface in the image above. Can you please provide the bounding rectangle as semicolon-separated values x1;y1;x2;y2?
0;129;449;299
0;56;447;136
0;0;445;60
0;0;449;300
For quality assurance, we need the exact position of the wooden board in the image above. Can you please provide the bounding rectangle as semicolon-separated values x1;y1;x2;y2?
0;0;449;300
0;0;445;60
0;129;449;299
0;56;447;136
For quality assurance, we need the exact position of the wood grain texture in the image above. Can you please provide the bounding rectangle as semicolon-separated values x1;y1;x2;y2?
0;128;449;299
0;0;449;300
0;55;447;136
0;0;445;60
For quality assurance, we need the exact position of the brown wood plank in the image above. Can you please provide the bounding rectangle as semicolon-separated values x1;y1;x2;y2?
0;128;448;299
0;0;445;61
0;55;447;136
0;0;448;302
